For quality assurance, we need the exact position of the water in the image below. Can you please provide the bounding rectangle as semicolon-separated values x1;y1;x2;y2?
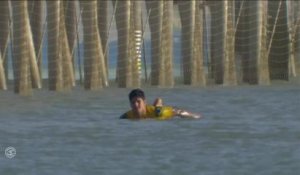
0;85;300;175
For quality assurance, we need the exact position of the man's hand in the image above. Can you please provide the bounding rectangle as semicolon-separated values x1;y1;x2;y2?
174;108;202;119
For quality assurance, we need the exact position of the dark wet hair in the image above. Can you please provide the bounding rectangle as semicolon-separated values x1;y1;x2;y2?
129;89;145;101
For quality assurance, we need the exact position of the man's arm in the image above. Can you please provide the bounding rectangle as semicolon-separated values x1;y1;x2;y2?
173;108;202;119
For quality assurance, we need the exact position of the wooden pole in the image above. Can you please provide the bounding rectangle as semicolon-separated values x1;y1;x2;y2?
60;2;75;89
64;0;77;82
114;0;132;87
59;3;75;90
294;2;300;76
28;1;44;84
157;1;164;86
246;1;259;84
12;1;32;95
257;1;270;85
179;0;206;86
162;0;174;87
47;1;63;91
146;1;162;86
223;0;237;86
0;1;10;81
286;1;299;77
98;0;109;82
189;0;196;85
0;55;6;90
80;0;103;90
179;0;195;85
25;5;42;89
0;1;9;89
287;1;297;78
194;0;206;86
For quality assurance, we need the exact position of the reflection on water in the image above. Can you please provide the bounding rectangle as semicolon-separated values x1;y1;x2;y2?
0;85;300;175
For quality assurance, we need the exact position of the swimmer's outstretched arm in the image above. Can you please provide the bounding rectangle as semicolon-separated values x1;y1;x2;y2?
173;108;202;119
153;98;201;119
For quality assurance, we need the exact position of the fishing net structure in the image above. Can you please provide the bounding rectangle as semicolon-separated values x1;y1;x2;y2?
0;1;299;95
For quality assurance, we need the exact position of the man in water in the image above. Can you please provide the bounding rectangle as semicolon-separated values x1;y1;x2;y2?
120;89;201;119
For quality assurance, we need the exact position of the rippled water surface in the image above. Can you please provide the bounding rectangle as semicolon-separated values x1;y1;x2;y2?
0;85;299;175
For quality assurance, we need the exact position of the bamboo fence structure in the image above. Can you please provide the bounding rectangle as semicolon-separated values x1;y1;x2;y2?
0;0;298;95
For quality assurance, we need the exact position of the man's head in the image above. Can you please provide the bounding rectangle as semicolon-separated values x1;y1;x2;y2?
129;89;147;117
